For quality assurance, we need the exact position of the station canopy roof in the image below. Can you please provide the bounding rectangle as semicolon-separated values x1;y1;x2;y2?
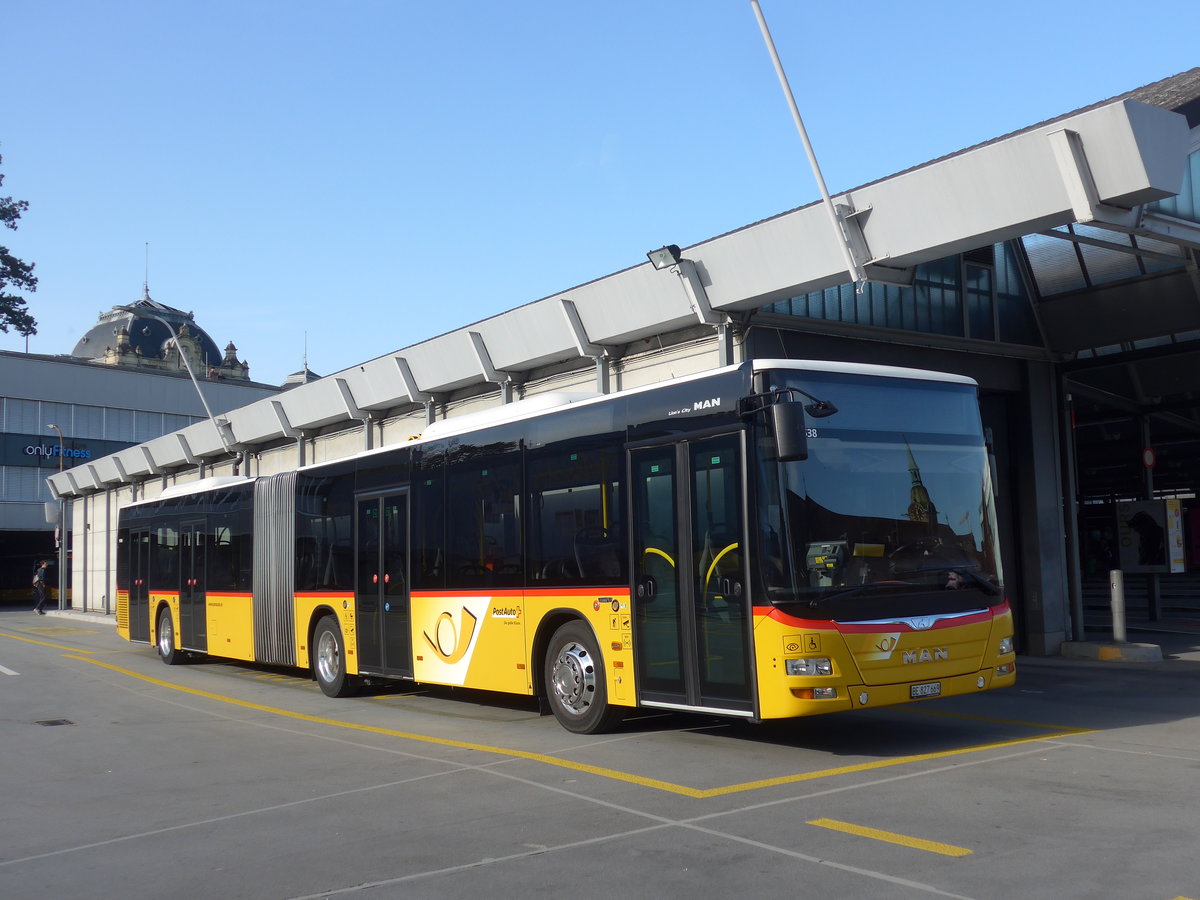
49;70;1200;499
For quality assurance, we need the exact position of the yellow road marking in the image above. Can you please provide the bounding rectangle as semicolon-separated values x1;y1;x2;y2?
695;727;1092;797
0;631;96;653
65;653;1091;799
69;654;701;795
33;626;105;637
906;706;1084;732
808;817;972;857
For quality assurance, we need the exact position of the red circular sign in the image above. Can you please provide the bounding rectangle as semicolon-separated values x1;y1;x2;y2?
1142;447;1156;469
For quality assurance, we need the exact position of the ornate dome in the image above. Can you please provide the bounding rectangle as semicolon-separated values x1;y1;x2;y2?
71;290;249;381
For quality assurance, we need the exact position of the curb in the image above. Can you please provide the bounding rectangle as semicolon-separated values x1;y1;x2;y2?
1060;640;1164;662
42;609;116;626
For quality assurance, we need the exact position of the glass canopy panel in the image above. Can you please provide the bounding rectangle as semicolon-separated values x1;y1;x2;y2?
1135;234;1188;275
1072;226;1143;286
1021;230;1087;295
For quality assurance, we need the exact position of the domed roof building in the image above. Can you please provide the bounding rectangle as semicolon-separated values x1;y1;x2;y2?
72;289;251;382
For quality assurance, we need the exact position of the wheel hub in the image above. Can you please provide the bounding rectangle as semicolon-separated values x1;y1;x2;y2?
158;615;173;657
317;630;339;684
551;641;594;715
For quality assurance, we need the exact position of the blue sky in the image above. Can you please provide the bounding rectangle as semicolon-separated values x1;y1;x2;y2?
4;0;1196;385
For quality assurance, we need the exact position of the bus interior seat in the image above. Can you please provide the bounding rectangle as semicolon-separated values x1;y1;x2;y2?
575;526;620;579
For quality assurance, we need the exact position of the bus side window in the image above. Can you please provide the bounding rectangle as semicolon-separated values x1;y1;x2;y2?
446;455;521;588
527;439;625;587
412;453;446;591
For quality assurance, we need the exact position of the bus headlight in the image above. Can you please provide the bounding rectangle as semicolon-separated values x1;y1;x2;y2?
786;657;832;676
998;637;1014;655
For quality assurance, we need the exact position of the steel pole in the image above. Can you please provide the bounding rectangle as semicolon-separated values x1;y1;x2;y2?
46;424;66;609
115;305;232;452
748;0;867;286
1109;568;1127;643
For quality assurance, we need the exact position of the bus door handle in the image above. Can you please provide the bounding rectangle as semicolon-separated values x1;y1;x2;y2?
637;576;657;600
722;577;742;598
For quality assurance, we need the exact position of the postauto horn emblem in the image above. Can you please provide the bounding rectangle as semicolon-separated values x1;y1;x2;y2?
423;607;478;664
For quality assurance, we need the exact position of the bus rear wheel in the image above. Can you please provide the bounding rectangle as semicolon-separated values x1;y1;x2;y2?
313;616;359;698
157;608;182;665
544;621;624;734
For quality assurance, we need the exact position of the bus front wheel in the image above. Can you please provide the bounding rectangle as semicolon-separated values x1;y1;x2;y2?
544;621;624;734
313;616;359;698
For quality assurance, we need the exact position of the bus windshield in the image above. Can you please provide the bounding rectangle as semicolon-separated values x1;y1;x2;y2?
756;370;1003;619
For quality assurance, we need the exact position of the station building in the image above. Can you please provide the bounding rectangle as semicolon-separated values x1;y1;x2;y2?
2;292;280;606
47;69;1200;656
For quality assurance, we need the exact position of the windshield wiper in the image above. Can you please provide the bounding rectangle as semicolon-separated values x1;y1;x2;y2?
805;582;919;608
889;564;1002;595
766;584;901;605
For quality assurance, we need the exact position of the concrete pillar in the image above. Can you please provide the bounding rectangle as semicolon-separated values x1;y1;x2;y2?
1015;361;1071;655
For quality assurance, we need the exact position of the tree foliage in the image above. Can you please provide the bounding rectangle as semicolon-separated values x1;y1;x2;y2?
0;153;38;337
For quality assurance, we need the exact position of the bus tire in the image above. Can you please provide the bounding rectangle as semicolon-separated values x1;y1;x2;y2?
544;620;624;734
313;616;359;698
157;607;182;666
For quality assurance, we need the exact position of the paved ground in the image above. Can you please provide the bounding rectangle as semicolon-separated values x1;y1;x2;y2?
2;608;1199;900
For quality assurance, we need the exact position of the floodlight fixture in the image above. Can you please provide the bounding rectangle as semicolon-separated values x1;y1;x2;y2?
647;244;683;270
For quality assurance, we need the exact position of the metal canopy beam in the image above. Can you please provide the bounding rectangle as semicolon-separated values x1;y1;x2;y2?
469;331;514;403
1048;128;1140;228
175;434;198;465
1036;227;1186;265
270;401;300;439
559;297;604;357
394;356;431;404
140;446;162;476
334;377;364;420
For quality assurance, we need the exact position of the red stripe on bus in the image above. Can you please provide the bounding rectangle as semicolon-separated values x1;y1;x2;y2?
411;587;630;599
755;601;1007;630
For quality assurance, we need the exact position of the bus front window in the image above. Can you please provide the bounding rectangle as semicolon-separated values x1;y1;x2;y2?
756;372;1002;619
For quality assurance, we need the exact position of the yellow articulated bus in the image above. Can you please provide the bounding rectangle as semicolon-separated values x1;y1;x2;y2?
116;359;1015;733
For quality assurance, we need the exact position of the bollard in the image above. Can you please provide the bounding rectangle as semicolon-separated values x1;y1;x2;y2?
1109;569;1127;643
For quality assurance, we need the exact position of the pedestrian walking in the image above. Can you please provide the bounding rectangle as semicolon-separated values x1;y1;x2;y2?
32;560;49;615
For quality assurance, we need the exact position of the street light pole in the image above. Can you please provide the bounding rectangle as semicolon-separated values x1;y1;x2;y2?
45;423;66;609
114;305;234;453
46;423;65;473
747;0;869;288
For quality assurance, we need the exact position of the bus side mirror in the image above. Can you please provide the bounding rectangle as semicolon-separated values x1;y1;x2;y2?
770;401;809;462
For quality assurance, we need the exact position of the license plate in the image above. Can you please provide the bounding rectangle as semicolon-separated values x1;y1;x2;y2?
910;682;941;699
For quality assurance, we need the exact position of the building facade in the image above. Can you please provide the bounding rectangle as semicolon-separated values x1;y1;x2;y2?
1;294;280;606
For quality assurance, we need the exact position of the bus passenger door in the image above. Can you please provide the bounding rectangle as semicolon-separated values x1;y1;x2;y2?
128;528;152;643
179;519;207;652
356;492;411;677
631;433;752;713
